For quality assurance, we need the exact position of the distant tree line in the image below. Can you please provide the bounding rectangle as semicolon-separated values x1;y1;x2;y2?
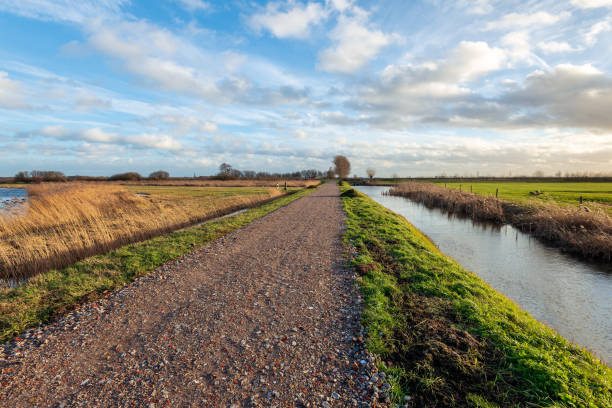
216;163;325;180
14;170;67;183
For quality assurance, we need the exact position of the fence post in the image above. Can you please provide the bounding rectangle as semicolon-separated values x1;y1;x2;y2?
284;181;287;191
579;196;583;205
496;188;499;199
470;185;472;193
459;184;462;192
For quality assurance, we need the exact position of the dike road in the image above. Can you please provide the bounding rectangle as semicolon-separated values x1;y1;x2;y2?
0;183;388;407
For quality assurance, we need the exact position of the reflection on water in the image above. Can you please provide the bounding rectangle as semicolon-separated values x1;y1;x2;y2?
0;188;27;207
356;186;612;365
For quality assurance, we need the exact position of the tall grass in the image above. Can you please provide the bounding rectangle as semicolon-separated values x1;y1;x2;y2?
115;179;321;187
389;182;612;261
0;183;282;280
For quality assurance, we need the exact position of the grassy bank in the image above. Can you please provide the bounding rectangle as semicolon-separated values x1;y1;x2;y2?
0;183;285;280
0;186;316;343
340;184;611;407
389;182;612;262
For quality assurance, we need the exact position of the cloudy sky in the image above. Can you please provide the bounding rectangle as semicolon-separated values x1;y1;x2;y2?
0;0;611;177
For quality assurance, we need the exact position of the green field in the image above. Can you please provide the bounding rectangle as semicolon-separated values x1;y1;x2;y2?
340;183;611;407
435;182;612;208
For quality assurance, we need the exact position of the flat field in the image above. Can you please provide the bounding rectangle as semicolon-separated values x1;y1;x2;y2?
436;181;612;208
0;183;286;280
117;179;320;188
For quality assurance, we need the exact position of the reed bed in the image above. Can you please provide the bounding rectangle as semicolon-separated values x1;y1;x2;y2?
389;182;612;261
0;183;283;280
115;179;321;188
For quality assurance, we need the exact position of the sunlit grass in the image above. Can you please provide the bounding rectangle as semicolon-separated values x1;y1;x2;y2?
340;183;612;407
0;183;284;280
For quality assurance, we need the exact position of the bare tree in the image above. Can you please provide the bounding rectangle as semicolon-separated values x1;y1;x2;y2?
366;168;376;181
333;155;351;179
218;163;232;176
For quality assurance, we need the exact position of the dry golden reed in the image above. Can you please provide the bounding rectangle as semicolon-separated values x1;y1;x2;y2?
389;182;612;261
0;183;282;280
114;179;321;188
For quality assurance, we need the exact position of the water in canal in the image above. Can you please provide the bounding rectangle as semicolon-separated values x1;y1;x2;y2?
356;185;612;365
0;188;27;210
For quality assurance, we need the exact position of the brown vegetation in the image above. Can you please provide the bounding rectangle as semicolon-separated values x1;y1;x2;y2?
0;183;284;280
389;182;612;261
115;179;321;188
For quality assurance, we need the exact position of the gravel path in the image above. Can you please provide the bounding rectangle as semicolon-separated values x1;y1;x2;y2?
0;183;389;407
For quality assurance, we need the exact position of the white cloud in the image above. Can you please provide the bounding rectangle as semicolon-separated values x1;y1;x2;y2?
249;1;328;39
0;0;127;23
572;0;612;8
74;92;112;111
584;19;611;46
38;125;183;151
174;0;210;12
484;11;569;31
87;20;221;99
0;71;29;109
537;41;581;53
463;0;494;15
294;129;308;139
318;15;391;73
327;0;353;12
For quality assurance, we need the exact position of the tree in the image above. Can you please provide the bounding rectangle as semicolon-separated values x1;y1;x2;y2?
326;167;335;179
366;168;376;181
333;155;351;179
148;170;170;180
109;172;142;181
218;163;233;175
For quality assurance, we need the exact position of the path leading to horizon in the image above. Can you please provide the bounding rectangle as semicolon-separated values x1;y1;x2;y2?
0;183;385;407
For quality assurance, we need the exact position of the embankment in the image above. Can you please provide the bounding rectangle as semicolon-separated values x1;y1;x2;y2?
388;182;612;262
340;184;611;407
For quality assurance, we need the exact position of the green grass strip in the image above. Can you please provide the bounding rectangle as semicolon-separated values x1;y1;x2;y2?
1;187;316;343
339;184;611;408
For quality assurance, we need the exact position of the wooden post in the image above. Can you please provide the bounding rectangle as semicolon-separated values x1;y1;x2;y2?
580;196;583;205
284;181;287;191
470;185;472;193
496;188;499;199
459;184;462;192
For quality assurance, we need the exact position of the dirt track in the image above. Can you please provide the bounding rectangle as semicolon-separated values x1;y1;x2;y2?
0;183;388;407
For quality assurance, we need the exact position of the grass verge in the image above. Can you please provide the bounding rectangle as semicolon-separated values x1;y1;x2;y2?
0;186;316;344
340;184;611;407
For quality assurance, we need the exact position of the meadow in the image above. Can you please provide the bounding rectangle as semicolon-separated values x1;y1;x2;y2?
0;183;287;281
388;182;612;261
438;181;612;209
340;183;612;407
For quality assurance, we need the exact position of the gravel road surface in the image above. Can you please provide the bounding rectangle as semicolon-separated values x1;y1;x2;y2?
0;183;389;407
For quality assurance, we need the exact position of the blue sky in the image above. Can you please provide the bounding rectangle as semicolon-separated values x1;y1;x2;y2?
0;0;611;177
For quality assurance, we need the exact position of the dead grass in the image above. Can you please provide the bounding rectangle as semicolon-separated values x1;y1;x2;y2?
114;179;321;188
0;183;283;280
389;182;612;261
